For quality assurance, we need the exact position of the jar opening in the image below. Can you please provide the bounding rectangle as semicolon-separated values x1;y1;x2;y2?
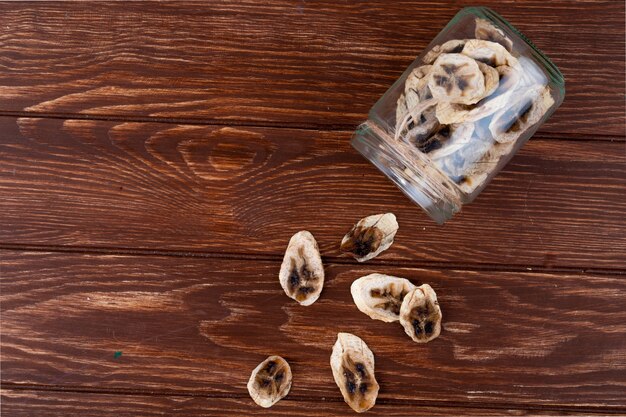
351;122;461;224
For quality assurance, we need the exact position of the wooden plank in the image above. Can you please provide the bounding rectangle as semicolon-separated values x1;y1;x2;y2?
2;252;625;408
1;389;611;417
0;1;623;137
1;117;624;269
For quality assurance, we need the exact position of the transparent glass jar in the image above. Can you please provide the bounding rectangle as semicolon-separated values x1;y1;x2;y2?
352;7;565;224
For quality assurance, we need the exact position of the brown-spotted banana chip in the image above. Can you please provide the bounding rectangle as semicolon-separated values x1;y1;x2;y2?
398;65;439;141
489;85;554;143
435;64;521;125
429;53;486;105
457;172;489;195
462;39;518;68
475;18;513;52
428;123;476;160
404;65;432;113
405;108;440;149
428;61;498;125
330;332;379;413
396;93;409;132
429;61;498;125
340;213;398;262
422;39;468;64
351;274;416;322
477;61;499;98
399;284;442;343
247;355;292;408
279;231;324;306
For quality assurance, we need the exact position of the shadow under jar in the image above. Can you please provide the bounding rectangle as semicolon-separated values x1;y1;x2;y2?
352;7;565;224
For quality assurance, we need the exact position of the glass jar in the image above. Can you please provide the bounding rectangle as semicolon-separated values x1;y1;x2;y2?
352;7;565;224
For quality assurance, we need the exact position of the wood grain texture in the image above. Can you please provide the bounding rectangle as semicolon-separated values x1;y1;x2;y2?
2;252;625;408
1;117;625;269
0;1;624;137
2;390;615;417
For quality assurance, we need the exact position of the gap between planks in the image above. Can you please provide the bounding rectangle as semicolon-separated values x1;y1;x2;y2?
0;111;623;142
2;384;625;415
0;243;624;277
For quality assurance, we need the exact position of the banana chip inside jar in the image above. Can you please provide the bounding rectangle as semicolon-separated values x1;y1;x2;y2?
429;53;486;105
462;39;519;68
404;65;432;114
247;355;292;408
475;17;513;52
351;273;416;322
340;213;398;262
279;231;324;306
489;85;555;143
422;38;468;64
330;332;379;413
399;284;442;343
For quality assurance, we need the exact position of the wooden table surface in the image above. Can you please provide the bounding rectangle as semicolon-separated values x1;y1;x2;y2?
1;1;625;416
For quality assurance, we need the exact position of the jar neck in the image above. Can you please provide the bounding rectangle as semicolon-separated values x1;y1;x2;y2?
351;121;462;224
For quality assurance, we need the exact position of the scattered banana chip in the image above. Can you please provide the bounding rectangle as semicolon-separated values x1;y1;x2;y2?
279;231;324;306
247;355;292;408
330;332;379;413
399;284;442;343
351;273;416;323
340;213;398;262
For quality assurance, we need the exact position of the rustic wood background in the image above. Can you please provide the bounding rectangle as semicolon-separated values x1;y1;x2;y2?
1;1;624;416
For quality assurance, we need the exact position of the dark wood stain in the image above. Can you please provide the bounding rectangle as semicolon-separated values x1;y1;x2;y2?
1;252;625;408
0;117;624;269
0;1;624;136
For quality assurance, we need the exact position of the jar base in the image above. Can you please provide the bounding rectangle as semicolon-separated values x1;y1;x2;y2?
351;123;461;225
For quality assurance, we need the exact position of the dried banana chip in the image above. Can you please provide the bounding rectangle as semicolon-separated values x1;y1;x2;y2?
247;355;292;408
279;231;324;306
396;93;409;131
435;64;521;125
428;123;476;161
340;213;398;262
475;18;513;52
477;61;500;98
429;53;486;105
462;39;518;68
405;108;440;149
422;39;468;64
397;65;440;142
457;172;489;195
404;65;433;111
399;284;442;343
489;85;554;143
351;273;416;322
330;332;379;413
